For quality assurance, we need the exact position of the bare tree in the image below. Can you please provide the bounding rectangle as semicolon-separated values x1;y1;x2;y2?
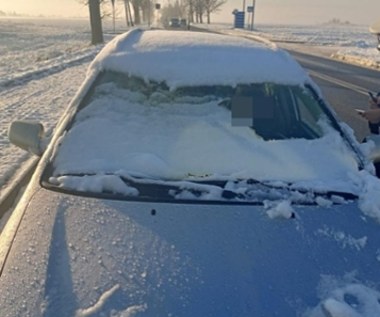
194;0;204;23
130;0;142;24
203;0;226;24
77;0;106;44
121;0;134;26
114;0;155;26
78;0;112;18
188;0;194;23
88;0;104;44
175;0;225;24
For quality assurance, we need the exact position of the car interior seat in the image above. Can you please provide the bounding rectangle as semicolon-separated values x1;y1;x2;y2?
251;93;286;140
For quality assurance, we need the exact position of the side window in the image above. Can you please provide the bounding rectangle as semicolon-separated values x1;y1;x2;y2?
293;89;324;137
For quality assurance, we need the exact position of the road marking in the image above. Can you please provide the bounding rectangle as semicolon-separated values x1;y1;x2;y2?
307;70;369;97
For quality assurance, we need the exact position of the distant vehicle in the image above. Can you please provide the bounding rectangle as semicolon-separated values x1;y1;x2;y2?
180;18;187;27
169;17;180;28
2;29;380;316
369;20;380;51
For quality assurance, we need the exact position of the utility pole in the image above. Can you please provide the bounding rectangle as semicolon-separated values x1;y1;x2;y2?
242;0;246;29
148;0;151;26
88;0;104;44
250;0;255;30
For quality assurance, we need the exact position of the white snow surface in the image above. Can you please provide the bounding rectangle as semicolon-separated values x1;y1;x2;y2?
90;29;311;89
2;18;380;221
317;225;368;251
51;83;359;189
264;200;295;219
2;19;380;315
75;284;121;317
305;275;380;317
201;23;380;69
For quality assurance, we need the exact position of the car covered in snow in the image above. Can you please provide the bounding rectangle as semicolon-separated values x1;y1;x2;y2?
2;29;380;316
169;17;181;28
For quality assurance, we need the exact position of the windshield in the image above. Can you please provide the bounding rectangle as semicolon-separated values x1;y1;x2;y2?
43;71;360;202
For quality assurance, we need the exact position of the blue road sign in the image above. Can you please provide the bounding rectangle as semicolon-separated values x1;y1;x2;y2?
234;12;245;28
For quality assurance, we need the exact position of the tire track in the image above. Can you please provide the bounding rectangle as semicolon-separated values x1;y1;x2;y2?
0;50;98;93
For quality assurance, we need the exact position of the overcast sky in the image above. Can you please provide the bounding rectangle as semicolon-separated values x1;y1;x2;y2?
0;0;379;25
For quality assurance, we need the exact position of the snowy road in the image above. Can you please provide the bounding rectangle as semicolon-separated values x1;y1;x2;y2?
288;49;380;141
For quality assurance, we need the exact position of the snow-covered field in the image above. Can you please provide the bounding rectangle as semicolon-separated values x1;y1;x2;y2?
260;23;380;69
1;17;380;202
205;22;380;68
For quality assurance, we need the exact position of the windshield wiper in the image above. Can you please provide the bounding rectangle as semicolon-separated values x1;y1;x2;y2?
46;173;358;204
247;178;359;201
188;178;358;202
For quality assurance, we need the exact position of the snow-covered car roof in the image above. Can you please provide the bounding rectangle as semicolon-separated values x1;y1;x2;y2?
89;28;311;89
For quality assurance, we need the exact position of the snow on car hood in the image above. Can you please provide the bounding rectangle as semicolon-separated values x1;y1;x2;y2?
1;189;380;317
89;29;311;89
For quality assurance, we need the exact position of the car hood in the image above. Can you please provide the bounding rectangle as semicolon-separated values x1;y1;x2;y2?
1;189;380;317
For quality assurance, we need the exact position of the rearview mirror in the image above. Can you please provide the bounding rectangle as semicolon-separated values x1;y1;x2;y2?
8;121;45;156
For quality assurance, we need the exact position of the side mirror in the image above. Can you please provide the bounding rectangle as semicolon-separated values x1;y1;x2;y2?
8;121;45;156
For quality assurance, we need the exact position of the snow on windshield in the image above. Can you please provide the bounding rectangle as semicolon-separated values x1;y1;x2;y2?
51;81;360;195
89;29;311;90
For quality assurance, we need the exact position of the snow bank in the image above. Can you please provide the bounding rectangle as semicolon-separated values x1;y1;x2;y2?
333;48;380;69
